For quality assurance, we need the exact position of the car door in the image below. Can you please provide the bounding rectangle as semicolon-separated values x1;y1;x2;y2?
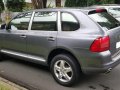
1;12;32;53
27;11;58;61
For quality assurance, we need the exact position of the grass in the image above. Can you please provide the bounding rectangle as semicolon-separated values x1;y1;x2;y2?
0;83;11;90
0;77;27;90
0;80;27;90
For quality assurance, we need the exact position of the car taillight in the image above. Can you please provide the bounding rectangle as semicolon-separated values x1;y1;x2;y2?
90;36;110;52
88;9;107;15
96;9;106;13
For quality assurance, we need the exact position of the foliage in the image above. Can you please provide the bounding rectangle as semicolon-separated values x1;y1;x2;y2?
0;84;10;90
0;1;4;13
65;0;115;7
7;0;26;12
92;0;115;5
23;3;34;11
65;0;87;7
65;0;76;7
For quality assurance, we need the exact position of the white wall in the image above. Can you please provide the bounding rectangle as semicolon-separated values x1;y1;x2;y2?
25;0;31;3
61;0;66;7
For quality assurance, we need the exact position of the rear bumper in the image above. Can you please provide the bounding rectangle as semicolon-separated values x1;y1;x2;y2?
82;59;120;74
76;50;120;74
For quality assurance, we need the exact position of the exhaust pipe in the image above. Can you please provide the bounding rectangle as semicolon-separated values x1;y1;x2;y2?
105;68;112;74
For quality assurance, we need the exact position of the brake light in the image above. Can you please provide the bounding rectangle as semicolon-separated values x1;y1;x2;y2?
88;9;107;15
90;36;110;52
96;9;105;13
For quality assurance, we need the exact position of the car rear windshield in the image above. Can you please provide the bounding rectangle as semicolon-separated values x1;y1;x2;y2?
88;11;120;30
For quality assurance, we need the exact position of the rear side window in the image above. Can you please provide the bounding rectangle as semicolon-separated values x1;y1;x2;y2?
61;13;80;31
31;11;57;31
89;11;120;30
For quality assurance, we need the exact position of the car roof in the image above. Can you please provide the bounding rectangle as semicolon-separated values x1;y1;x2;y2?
22;7;99;15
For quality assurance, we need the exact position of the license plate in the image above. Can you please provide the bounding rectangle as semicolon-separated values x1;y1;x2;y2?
116;41;120;49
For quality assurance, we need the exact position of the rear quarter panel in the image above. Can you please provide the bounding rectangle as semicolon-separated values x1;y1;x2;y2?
56;11;107;68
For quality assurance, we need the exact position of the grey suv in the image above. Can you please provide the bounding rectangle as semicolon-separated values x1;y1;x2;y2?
1;8;120;86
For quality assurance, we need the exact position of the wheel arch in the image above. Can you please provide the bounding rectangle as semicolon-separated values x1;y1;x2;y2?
47;48;82;72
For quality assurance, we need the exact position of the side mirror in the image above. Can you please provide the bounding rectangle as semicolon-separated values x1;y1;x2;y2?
6;24;11;30
1;23;6;29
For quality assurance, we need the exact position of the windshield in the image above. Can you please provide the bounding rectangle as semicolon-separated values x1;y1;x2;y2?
108;7;120;17
89;12;120;30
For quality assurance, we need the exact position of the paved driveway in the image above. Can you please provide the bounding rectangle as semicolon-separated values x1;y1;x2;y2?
0;58;119;90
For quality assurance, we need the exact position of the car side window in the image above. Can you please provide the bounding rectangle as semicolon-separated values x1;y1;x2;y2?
61;12;80;31
31;11;57;31
9;12;32;30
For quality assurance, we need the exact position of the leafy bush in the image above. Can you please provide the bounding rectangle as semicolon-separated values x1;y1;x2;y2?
0;1;4;13
65;0;115;7
7;0;26;12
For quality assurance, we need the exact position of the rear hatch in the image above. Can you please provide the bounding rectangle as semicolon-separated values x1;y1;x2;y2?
88;9;120;56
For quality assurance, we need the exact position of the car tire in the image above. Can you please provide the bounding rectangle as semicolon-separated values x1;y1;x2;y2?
50;54;81;86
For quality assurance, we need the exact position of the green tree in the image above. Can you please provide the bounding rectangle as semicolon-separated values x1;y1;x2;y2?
102;0;115;4
91;0;114;5
65;0;76;7
0;1;4;13
65;0;115;7
65;0;87;7
7;0;26;12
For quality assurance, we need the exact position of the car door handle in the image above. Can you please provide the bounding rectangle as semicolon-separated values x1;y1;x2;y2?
20;35;26;38
47;37;55;41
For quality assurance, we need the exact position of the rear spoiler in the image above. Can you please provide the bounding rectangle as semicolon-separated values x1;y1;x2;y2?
88;9;107;15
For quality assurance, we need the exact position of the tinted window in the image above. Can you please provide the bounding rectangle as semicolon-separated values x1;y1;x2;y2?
61;13;79;31
31;12;57;31
89;12;120;30
10;12;32;30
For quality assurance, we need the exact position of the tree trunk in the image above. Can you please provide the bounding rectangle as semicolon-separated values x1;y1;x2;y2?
31;0;38;9
56;0;62;7
31;0;47;9
43;0;47;8
37;0;43;8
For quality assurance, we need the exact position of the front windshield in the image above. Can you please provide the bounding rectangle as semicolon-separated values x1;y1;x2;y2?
108;7;120;17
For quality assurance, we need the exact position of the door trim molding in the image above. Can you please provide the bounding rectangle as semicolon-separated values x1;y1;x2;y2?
1;49;46;62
